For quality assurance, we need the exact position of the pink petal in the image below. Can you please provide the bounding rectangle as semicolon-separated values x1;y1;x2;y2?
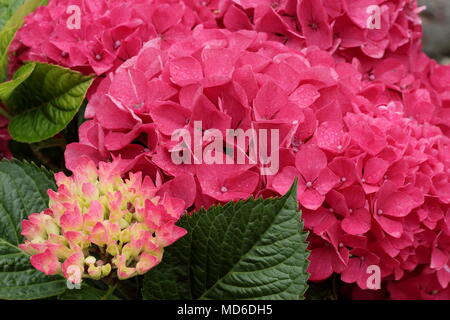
157;174;196;209
431;247;449;270
380;192;415;217
297;0;333;50
169;56;203;87
308;247;334;281
314;168;340;195
30;249;61;275
272;166;302;196
295;145;327;182
342;209;371;235
375;214;403;238
299;188;325;210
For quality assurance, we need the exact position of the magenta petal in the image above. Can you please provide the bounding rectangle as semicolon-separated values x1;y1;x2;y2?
381;192;415;217
340;186;366;209
149;102;191;136
431;247;449;270
295;145;327;182
223;5;253;31
437;269;450;289
326;190;348;216
303;208;337;236
272;166;301;196
297;0;333;50
375;214;403;238
65;144;106;172
316;121;347;154
299;188;325;210
363;157;389;184
308;247;334;281
254;81;288;120
201;48;235;87
169;56;203;87
340;258;362;284
157;174;196;209
342;209;371;235
314;168;340;195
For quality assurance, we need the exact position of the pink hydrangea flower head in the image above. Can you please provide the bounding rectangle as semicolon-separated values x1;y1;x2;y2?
20;157;187;282
9;0;211;77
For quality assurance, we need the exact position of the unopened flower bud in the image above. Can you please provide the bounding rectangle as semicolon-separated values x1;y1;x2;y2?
88;264;102;280
85;256;96;265
101;264;112;277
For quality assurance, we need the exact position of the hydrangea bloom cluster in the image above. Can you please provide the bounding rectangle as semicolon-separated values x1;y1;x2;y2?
9;0;211;77
20;157;187;282
186;0;423;63
12;0;448;138
66;27;348;208
10;0;423;76
65;25;450;298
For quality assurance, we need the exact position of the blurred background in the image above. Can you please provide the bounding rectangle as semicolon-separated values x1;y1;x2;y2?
420;0;450;63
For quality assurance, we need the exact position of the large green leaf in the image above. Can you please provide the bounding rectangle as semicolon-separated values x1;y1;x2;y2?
0;159;66;299
1;62;93;143
0;0;48;81
0;62;34;100
142;181;310;300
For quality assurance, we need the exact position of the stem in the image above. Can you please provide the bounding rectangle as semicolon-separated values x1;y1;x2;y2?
101;283;118;300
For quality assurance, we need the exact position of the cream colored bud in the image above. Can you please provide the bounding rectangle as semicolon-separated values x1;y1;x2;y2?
85;256;96;265
119;218;129;229
87;264;102;280
101;264;112;277
106;243;119;256
124;212;133;223
119;229;130;243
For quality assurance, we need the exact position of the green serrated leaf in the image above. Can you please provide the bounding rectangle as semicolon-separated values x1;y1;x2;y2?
2;62;94;143
0;159;66;300
142;181;310;300
0;62;34;100
0;0;48;81
59;284;121;300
